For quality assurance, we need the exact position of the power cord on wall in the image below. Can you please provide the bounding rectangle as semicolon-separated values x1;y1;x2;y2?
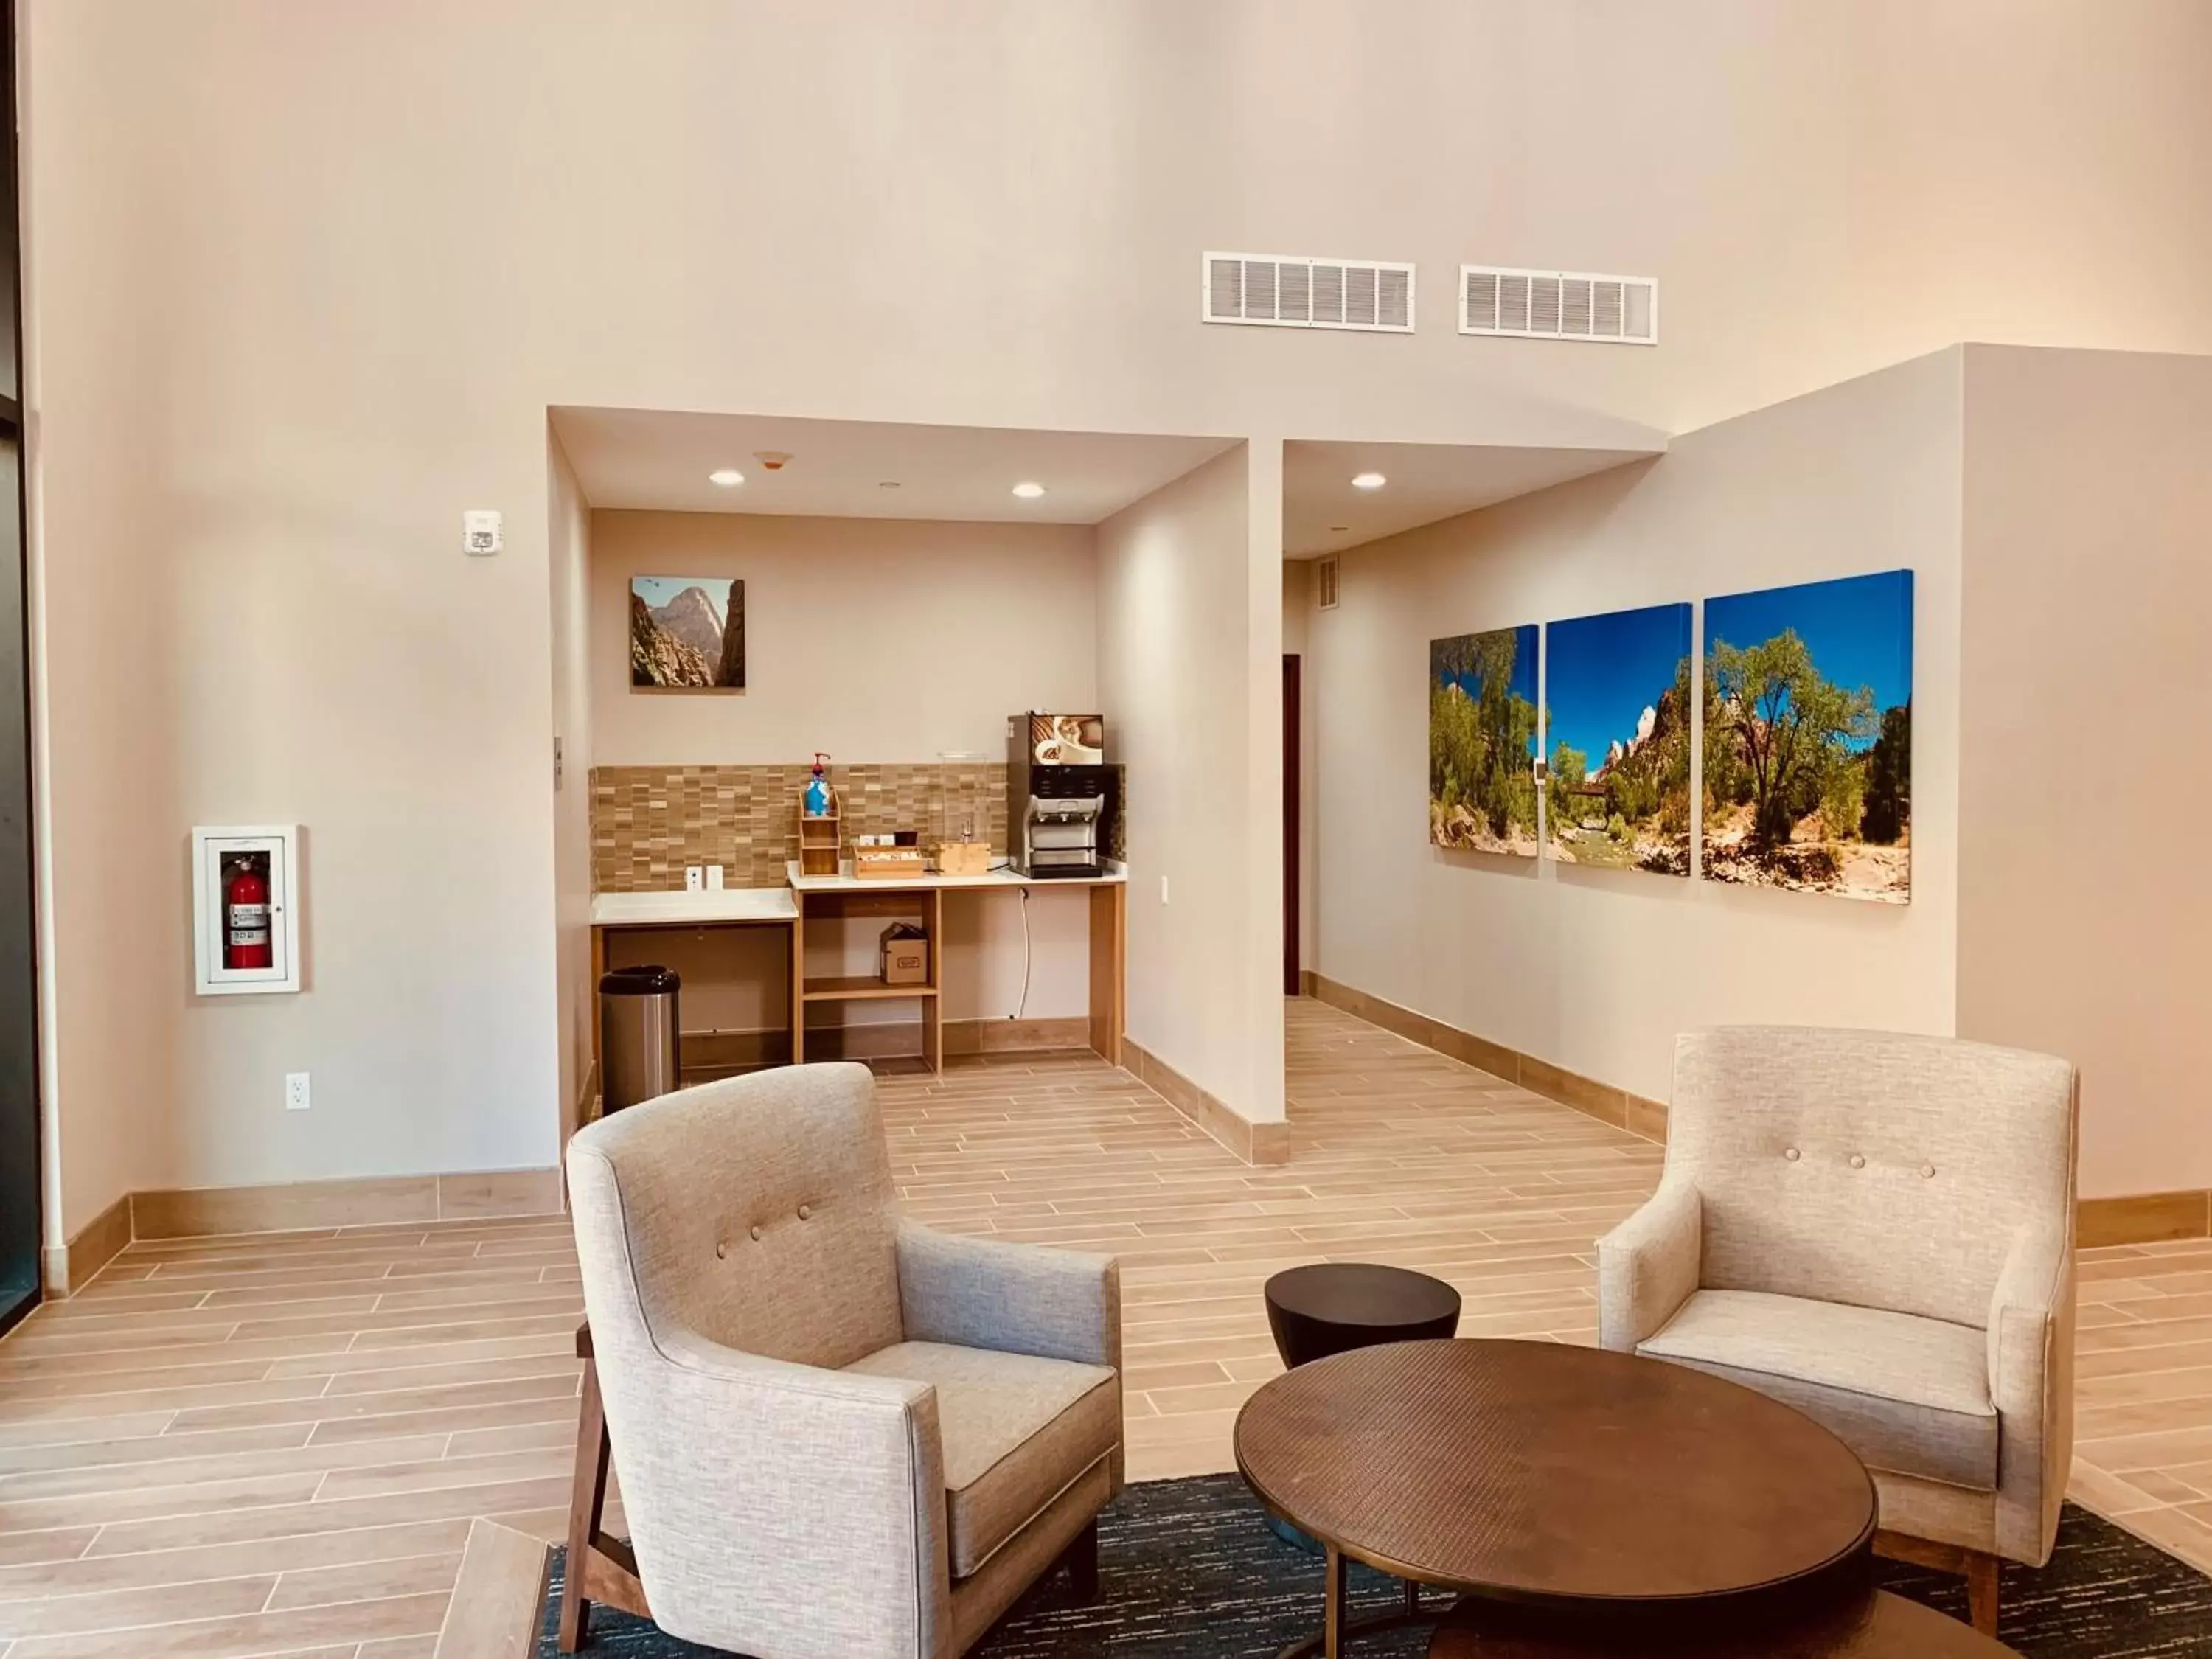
1015;886;1033;1021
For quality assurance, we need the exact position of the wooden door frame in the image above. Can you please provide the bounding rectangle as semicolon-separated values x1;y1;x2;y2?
1283;653;1301;997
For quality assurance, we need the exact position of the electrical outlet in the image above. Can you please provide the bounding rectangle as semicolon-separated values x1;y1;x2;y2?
685;866;705;891
1160;876;1170;905
285;1072;311;1111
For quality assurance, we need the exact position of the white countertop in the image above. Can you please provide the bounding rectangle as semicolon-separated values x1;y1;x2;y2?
591;887;799;928
786;860;1127;893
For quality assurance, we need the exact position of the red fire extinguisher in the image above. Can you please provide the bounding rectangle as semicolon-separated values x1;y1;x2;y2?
223;859;272;970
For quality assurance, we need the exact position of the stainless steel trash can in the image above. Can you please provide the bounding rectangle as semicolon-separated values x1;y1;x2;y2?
599;965;680;1113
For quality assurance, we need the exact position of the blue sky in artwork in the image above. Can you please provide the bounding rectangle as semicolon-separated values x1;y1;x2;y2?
1704;571;1914;749
1434;624;1540;754
1545;604;1691;772
632;575;726;617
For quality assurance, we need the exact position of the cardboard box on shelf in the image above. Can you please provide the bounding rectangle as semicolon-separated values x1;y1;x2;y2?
881;923;929;986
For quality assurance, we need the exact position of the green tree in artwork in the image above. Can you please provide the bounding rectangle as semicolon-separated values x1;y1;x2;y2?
1548;741;1587;829
1861;701;1911;844
1429;630;1537;840
1707;630;1876;847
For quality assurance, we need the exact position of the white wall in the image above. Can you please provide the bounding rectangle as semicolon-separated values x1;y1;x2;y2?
1100;445;1284;1122
1310;351;1964;1104
25;0;2212;1229
548;430;594;1141
1957;347;2212;1200
590;512;1099;765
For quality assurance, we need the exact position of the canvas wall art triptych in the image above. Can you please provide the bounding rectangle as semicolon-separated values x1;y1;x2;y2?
1428;569;1913;904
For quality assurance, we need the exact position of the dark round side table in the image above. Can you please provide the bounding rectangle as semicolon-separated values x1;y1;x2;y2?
1261;1263;1462;1554
1265;1262;1463;1368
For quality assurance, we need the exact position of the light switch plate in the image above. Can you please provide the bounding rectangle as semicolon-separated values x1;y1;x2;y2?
705;865;725;890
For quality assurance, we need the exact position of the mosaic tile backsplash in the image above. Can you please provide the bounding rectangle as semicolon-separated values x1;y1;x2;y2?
591;763;1126;892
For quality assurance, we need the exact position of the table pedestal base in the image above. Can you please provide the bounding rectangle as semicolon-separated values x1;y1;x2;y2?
1274;1549;1433;1659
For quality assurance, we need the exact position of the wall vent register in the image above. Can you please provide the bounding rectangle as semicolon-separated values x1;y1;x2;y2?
1460;265;1658;344
1315;555;1340;610
1203;252;1415;333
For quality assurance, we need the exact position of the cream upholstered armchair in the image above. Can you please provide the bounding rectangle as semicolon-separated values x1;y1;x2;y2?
1598;1027;2077;1637
565;1062;1121;1659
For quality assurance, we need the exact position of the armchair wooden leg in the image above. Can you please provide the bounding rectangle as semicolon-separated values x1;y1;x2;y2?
560;1326;652;1652
1062;1518;1100;1603
1965;1550;2000;1637
1874;1528;2000;1638
558;1349;615;1653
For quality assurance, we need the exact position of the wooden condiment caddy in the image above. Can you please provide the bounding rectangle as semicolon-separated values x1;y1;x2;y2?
797;788;841;877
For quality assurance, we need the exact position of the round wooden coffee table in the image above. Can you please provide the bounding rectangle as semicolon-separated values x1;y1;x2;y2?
1427;1586;2019;1656
1234;1338;1879;1658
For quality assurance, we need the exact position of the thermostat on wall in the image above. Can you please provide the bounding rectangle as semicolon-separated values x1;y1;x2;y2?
463;510;503;556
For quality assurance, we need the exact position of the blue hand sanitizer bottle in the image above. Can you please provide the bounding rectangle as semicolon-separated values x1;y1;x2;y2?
804;753;832;817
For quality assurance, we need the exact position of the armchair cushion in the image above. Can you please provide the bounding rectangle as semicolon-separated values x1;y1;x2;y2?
1640;1289;1998;1492
844;1340;1118;1577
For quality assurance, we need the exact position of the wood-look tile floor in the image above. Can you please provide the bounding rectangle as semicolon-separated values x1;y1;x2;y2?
2;998;2209;1655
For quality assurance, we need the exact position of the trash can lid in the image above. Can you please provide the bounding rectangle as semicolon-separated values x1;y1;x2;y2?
599;964;680;995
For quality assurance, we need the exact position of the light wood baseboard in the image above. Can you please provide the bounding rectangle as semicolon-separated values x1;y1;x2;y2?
1304;971;1669;1144
131;1167;565;1241
795;1015;1092;1065
1124;1038;1290;1166
2078;1190;2212;1248
944;1015;1093;1057
41;1192;131;1298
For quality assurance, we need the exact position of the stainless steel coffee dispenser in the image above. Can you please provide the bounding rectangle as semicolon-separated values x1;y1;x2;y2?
1007;713;1116;879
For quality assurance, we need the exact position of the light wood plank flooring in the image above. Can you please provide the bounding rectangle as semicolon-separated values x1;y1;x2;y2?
0;998;2208;1655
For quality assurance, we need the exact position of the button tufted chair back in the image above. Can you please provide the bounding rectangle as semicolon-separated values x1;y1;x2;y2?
1669;1027;2079;1329
570;1061;904;1371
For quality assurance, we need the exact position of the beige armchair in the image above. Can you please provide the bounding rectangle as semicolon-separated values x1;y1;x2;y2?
564;1062;1121;1659
1599;1027;2077;1636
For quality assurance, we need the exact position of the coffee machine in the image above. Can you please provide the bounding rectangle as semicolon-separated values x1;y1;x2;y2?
1008;713;1116;878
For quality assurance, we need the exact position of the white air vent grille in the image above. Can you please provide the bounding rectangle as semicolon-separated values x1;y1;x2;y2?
1460;265;1658;345
1315;555;1340;611
1204;252;1415;333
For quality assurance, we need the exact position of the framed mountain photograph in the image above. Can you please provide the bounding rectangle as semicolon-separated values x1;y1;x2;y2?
1545;602;1693;876
1429;624;1540;856
1701;569;1913;903
630;576;745;690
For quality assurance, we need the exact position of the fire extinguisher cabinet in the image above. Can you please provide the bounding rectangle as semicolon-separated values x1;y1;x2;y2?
190;825;302;995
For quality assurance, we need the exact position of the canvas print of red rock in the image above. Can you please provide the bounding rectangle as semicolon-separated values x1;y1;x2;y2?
630;576;745;690
1701;569;1912;903
1544;602;1694;876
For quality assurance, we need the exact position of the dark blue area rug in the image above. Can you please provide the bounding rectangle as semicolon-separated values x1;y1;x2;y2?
538;1475;2212;1657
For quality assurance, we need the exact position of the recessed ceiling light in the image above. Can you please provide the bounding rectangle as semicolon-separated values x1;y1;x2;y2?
1012;481;1046;500
1351;471;1387;491
708;468;745;488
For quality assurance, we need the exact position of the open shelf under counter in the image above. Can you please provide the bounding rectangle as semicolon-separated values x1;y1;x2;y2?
801;975;939;1003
